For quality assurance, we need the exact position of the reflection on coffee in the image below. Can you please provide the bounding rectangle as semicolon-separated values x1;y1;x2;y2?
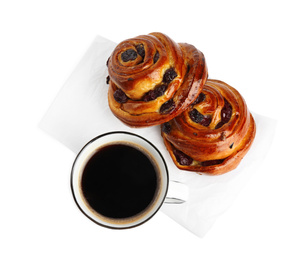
81;143;159;219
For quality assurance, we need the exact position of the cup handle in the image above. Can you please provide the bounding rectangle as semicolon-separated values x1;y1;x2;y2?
164;180;189;204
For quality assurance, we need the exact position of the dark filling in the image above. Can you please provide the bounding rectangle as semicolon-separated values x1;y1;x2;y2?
215;99;233;129
161;122;171;134
142;68;177;103
141;67;178;112
106;75;110;84
171;146;226;168
121;49;138;62
172;147;193;166
121;45;145;64
163;68;177;84
189;109;212;127
136;44;145;59
113;89;128;103
201;159;225;167
153;52;159;63
113;67;178;110
142;84;167;102
192;92;206;105
160;99;175;114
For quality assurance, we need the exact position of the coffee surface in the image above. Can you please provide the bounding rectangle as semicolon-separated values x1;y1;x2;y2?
81;144;158;219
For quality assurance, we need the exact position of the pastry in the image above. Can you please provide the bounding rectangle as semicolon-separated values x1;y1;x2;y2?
107;32;208;127
161;79;256;175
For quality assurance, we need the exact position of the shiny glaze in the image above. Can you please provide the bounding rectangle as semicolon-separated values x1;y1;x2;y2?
161;79;256;175
107;32;208;127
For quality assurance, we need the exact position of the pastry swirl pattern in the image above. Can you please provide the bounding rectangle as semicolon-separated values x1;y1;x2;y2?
161;79;256;175
107;32;208;127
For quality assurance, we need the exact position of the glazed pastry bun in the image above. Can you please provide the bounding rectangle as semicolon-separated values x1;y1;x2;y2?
161;79;256;175
107;32;208;127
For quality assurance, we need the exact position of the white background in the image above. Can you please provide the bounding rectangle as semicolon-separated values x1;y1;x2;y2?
1;1;305;259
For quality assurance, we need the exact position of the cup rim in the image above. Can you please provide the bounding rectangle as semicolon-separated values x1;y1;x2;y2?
70;131;169;229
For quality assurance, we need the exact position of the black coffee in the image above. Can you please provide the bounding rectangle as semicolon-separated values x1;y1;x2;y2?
81;143;159;219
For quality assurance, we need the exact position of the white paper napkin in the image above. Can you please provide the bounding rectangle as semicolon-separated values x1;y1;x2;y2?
39;35;276;237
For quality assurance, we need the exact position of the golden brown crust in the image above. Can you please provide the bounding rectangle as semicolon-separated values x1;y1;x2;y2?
161;79;256;175
107;32;208;127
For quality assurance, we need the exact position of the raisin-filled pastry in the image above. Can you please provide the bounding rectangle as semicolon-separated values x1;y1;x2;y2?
161;79;256;175
107;32;208;127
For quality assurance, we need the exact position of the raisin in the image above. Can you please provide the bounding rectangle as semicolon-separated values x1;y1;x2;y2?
221;99;232;123
142;84;167;102
215;99;232;129
136;44;145;58
160;99;175;114
189;109;203;123
142;90;156;102
155;84;167;97
106;75;110;84
163;68;177;83
173;148;193;166
201;159;225;167
113;89;128;103
215;122;224;129
200;115;212;127
161;122;171;134
121;49;137;62
153;51;160;63
192;93;206;105
189;109;211;126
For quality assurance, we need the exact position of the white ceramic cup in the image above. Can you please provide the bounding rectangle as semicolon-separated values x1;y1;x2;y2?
71;131;188;229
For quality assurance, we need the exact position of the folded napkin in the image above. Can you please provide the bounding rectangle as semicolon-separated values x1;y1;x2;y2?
39;35;276;237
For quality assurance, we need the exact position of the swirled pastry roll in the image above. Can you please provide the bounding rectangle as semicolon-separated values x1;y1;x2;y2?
107;32;208;127
161;79;256;175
